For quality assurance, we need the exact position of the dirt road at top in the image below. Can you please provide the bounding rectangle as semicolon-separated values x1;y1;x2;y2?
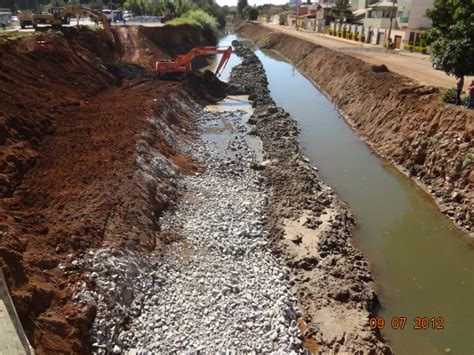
261;23;473;91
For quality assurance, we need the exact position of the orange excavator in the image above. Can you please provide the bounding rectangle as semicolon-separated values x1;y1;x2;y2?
156;46;232;79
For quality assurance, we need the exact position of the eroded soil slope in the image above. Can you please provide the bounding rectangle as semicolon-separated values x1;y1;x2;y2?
239;24;473;236
0;26;207;353
115;24;216;69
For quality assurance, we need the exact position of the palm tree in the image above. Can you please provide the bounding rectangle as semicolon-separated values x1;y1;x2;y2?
332;0;351;23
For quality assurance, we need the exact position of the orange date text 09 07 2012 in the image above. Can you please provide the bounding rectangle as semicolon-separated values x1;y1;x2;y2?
368;317;445;330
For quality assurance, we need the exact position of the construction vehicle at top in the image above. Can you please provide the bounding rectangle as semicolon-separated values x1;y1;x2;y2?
19;6;109;32
102;9;124;23
18;10;34;29
156;46;232;79
29;7;70;28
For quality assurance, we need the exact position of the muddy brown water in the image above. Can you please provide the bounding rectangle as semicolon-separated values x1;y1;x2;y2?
210;33;474;354
203;95;263;161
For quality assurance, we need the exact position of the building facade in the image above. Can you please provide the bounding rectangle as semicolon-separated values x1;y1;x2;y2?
288;0;303;7
354;0;379;10
397;0;432;29
289;0;433;50
358;0;433;48
0;8;12;26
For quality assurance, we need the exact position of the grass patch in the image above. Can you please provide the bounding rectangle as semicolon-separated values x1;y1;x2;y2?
0;31;32;44
166;9;218;42
85;24;103;31
166;17;201;27
259;31;269;45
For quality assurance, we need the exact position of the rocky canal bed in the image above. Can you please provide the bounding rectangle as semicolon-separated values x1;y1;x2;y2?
72;105;304;353
65;41;392;354
229;41;392;353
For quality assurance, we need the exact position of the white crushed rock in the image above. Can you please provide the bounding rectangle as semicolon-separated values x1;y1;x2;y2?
73;107;303;353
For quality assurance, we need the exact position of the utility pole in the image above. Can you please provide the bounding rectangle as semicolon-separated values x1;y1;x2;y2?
386;0;397;52
296;4;299;30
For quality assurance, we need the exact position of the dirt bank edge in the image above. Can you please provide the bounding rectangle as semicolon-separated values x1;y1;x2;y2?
238;24;474;238
229;41;391;353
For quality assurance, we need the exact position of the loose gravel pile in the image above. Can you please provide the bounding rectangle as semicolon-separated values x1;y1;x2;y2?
74;107;303;353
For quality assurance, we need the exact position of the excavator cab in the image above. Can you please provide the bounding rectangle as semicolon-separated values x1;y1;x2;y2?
51;7;70;24
50;7;63;14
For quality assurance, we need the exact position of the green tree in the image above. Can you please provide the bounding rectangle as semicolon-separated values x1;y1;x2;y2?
206;2;226;27
248;7;258;22
242;5;250;19
123;0;145;15
224;7;237;24
332;0;351;22
173;0;192;16
0;0;17;12
180;0;226;27
44;0;65;11
123;0;226;26
237;0;247;15
167;8;218;41
425;0;474;92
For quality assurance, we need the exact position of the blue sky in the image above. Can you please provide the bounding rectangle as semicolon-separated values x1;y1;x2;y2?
216;0;287;7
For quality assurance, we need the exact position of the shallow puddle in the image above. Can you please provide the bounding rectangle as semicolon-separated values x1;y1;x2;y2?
203;95;262;162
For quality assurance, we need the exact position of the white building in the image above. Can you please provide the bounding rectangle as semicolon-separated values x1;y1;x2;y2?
358;0;433;48
354;0;379;10
397;0;432;29
350;0;359;9
288;0;302;7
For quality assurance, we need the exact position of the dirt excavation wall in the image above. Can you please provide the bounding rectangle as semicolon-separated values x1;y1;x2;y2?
0;26;211;353
115;24;217;69
238;24;473;236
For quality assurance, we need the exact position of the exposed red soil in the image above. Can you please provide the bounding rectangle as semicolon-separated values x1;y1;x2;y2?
115;24;216;69
0;26;206;353
239;24;473;234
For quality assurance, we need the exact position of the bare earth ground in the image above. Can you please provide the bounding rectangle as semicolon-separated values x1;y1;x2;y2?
0;26;214;353
261;23;473;91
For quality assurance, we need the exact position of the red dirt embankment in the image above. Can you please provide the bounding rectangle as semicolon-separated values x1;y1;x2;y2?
0;26;208;353
115;24;216;69
239;24;473;235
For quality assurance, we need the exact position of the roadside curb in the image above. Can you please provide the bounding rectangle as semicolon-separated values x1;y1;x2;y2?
0;271;34;355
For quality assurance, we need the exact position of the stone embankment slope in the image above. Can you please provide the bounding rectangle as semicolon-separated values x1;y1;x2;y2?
229;41;391;353
239;24;473;237
74;105;303;353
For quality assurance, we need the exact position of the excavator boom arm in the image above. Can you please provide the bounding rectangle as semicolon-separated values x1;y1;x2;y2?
214;47;232;77
156;46;233;76
58;6;110;34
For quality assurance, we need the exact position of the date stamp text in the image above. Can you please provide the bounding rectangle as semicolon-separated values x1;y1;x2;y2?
369;317;445;330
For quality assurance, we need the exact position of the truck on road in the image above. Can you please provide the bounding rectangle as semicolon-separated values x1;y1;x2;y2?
18;10;34;28
19;6;109;31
